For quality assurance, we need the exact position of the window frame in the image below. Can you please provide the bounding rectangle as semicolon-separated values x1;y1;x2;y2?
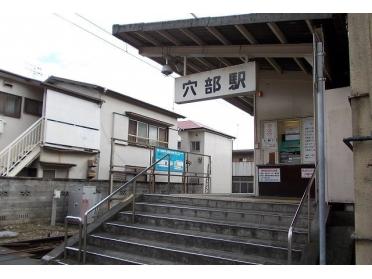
232;176;254;194
0;91;22;119
24;98;43;117
191;141;200;152
127;118;169;148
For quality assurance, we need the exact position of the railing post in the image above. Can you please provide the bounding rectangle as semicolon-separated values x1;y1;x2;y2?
167;154;170;189
64;218;68;260
6;147;11;176
83;215;87;264
308;189;311;243
132;180;136;224
288;227;293;264
78;221;82;263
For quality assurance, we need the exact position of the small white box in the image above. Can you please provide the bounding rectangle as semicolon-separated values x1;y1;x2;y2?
53;190;61;199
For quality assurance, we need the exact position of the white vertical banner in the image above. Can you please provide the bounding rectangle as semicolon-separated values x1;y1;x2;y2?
302;117;316;163
262;121;277;149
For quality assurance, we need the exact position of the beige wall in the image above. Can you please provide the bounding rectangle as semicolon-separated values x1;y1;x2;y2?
348;13;372;264
324;87;354;203
255;70;313;166
0;76;44;151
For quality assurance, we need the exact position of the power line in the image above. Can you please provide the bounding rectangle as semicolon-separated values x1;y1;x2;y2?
53;13;163;72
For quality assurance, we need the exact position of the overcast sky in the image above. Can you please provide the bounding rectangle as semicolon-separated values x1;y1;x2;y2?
0;1;369;150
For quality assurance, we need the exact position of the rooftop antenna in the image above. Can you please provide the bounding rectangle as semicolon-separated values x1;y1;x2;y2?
190;13;198;19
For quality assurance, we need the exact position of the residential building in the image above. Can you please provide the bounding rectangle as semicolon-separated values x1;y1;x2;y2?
0;69;184;180
178;120;234;193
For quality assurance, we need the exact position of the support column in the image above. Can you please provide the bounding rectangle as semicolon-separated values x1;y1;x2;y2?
348;13;372;264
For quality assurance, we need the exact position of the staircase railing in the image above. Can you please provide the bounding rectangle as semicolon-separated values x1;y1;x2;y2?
0;118;43;176
287;165;317;264
80;153;170;264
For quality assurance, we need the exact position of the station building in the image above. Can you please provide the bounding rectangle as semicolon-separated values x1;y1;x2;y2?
112;13;371;263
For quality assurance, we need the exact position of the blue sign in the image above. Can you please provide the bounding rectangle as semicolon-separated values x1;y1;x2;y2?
154;147;185;173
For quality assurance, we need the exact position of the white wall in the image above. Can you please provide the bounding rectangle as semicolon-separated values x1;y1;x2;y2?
0;76;43;151
233;162;255;176
324;87;354;203
203;131;233;193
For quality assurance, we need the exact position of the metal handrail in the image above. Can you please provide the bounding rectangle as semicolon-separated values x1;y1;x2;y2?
64;216;82;263
82;153;170;264
287;165;317;264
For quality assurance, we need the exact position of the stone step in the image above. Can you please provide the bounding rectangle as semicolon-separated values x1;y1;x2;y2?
65;246;172;265
102;221;302;262
135;202;309;228
86;233;267;264
141;194;314;215
117;211;308;244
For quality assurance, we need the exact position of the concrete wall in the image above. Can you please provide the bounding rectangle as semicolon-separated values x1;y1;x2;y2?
203;131;233;193
0;176;202;226
0;76;44;151
255;70;313;166
324;87;354;203
348;13;372;265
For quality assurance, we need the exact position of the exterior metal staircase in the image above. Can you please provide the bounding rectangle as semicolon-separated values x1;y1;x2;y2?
0;118;43;177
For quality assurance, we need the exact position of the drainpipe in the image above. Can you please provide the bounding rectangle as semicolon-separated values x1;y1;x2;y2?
315;40;326;265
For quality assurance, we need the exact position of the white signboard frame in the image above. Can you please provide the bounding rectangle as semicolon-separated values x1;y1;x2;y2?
301;117;316;163
175;62;256;104
258;168;281;183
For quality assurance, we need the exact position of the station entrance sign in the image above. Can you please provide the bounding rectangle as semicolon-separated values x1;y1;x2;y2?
175;62;256;104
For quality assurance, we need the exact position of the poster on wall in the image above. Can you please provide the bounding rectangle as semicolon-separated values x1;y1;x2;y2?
262;121;277;149
154;147;185;173
258;168;281;183
301;168;315;178
301;118;316;163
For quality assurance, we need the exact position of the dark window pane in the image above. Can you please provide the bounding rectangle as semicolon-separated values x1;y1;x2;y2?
24;98;42;116
0;92;21;118
241;183;248;193
248;182;254;193
232;183;240;193
159;128;167;142
129;120;137;136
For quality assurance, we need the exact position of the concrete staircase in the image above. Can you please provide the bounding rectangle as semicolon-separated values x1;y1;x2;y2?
60;194;312;265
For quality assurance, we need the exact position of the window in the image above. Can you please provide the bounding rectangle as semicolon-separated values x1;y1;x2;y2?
177;141;181;149
24;98;43;116
191;141;200;152
128;118;169;147
43;169;56;179
0;91;22;118
278;119;301;164
137;122;148;144
232;176;254;194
